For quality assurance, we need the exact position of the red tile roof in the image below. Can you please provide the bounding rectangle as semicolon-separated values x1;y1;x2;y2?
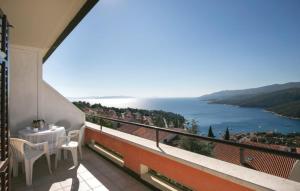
212;142;297;178
117;124;182;142
117;124;297;178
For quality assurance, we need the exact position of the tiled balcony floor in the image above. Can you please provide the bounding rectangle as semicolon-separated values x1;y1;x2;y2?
12;147;153;191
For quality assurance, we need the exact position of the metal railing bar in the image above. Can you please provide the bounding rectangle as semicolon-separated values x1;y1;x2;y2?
87;114;300;159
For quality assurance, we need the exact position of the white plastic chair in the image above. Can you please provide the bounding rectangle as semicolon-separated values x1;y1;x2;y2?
10;138;52;186
55;125;85;168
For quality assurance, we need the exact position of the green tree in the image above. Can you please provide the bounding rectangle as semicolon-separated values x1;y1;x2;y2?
179;120;213;156
189;120;198;134
208;126;215;138
224;127;230;140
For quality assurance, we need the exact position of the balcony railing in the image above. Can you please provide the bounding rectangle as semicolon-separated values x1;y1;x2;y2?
84;117;300;191
85;114;300;185
87;114;300;160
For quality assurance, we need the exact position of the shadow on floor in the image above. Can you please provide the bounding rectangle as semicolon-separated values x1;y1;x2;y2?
11;147;153;191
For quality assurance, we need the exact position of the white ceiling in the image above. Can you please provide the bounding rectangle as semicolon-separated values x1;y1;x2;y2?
0;0;86;53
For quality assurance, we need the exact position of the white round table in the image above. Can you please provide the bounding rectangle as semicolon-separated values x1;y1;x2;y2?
18;126;66;154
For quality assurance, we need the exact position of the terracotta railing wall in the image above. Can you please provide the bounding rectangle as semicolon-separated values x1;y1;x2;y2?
85;128;253;191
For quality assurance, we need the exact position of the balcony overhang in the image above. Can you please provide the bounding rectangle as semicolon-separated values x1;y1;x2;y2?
0;0;98;62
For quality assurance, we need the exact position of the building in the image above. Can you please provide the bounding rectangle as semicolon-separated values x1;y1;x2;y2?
1;1;300;191
117;124;181;143
213;142;297;179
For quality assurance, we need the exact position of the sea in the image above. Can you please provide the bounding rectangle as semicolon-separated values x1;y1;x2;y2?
72;97;300;137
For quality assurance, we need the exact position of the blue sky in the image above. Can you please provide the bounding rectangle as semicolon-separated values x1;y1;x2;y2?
44;0;300;98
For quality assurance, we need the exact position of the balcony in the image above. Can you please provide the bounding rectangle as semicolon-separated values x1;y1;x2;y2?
2;1;300;191
9;120;300;191
11;146;152;191
83;121;300;191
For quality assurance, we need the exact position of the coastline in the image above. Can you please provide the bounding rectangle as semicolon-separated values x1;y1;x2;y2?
208;101;300;121
77;98;300;134
264;109;300;120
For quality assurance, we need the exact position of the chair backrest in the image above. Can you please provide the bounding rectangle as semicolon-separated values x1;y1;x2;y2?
67;125;85;145
10;138;30;162
79;125;85;145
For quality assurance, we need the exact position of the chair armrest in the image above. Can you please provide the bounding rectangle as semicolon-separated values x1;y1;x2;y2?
68;133;78;140
68;130;80;137
25;141;44;148
57;135;74;146
58;135;72;141
31;142;48;148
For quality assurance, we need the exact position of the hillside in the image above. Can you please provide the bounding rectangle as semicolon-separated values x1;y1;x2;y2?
199;82;300;101
212;88;300;118
73;101;186;128
269;101;300;118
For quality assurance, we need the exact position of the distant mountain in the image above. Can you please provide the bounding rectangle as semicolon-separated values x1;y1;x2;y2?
69;96;134;100
212;88;300;118
199;82;300;101
269;100;300;118
199;82;300;118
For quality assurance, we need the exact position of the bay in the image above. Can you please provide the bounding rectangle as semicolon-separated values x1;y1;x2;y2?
73;97;300;136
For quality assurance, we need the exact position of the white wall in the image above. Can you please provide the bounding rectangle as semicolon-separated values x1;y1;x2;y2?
9;45;85;135
41;81;85;131
9;45;41;135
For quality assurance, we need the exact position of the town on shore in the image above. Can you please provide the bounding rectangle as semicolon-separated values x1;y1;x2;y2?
74;101;299;148
74;101;300;178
